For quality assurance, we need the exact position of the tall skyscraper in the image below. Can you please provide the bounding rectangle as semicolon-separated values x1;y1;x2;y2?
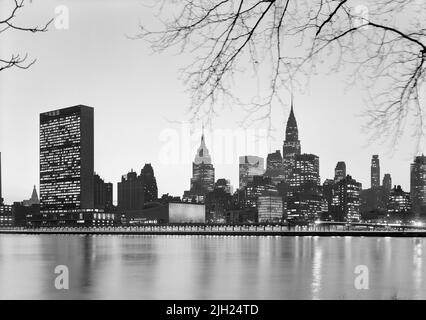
94;173;113;210
383;173;392;192
239;155;264;188
141;163;158;203
183;131;215;203
410;155;426;218
39;105;94;224
332;175;362;222
334;161;346;182
117;170;144;211
371;155;380;188
264;150;285;185
287;153;322;221
282;99;301;182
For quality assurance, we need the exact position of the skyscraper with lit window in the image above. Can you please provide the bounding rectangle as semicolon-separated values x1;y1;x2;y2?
332;175;362;222
371;155;380;188
410;155;426;218
387;185;411;215
39;105;94;225
282;99;301;182
286;153;322;221
183;131;215;203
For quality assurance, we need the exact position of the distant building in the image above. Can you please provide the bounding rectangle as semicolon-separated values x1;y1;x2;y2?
410;155;426;219
332;175;362;222
205;181;233;223
0;204;12;227
239;155;264;189
22;185;39;207
258;193;283;223
383;174;392;192
282;99;301;182
184;131;215;203
287;153;322;221
322;179;335;216
94;174;113;210
244;176;277;208
13;202;40;227
334;161;346;183
141;163;158;203
264;150;285;185
387;185;411;215
39;105;94;226
371;155;380;188
117;170;144;211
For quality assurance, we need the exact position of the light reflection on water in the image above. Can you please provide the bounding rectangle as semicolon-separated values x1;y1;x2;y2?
0;234;425;299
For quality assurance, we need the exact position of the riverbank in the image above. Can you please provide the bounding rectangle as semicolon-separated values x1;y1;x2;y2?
1;229;426;237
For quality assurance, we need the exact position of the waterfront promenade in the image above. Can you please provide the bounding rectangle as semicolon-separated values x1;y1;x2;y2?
1;223;426;237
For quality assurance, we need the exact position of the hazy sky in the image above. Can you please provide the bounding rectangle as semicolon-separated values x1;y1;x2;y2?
0;0;424;204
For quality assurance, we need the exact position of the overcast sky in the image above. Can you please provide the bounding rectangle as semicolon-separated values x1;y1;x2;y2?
0;0;423;204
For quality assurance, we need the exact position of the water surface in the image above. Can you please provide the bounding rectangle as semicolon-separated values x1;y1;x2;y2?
0;234;424;299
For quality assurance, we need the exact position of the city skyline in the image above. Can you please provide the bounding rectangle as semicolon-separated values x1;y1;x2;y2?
0;0;424;205
0;102;424;205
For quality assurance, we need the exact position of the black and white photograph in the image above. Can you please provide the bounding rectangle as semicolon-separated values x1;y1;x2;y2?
1;0;426;310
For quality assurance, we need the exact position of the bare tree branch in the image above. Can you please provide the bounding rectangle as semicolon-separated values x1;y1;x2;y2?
135;0;426;150
0;0;53;72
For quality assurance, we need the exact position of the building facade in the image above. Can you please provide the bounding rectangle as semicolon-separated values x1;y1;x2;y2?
371;155;380;188
140;163;158;203
257;193;283;223
286;153;322;221
94;173;113;210
264;150;285;185
184;132;215;203
282;101;301;182
118;170;144;211
39;105;94;225
332;175;362;222
387;185;411;215
410;155;426;219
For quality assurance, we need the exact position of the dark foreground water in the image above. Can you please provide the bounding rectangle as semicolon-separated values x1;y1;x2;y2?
0;234;425;299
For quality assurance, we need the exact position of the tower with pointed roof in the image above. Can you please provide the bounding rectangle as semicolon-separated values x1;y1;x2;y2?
282;97;301;182
184;129;215;203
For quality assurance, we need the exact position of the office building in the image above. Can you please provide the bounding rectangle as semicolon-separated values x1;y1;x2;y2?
258;193;283;223
39;105;94;225
264;150;285;185
94;173;113;210
371;155;380;188
282;99;301;182
332;175;362;222
118;170;144;211
183;131;215;203
410;155;426;218
387;185;411;215
141;163;158;203
287;153;322;221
